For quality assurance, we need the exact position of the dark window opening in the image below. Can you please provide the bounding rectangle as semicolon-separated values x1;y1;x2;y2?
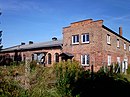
48;53;51;64
55;53;59;62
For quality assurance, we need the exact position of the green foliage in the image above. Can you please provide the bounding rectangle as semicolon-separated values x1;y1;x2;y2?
29;67;61;97
127;65;130;74
0;62;61;97
72;66;130;97
0;64;28;97
30;61;37;71
10;61;20;66
0;77;28;97
54;60;83;96
1;61;130;97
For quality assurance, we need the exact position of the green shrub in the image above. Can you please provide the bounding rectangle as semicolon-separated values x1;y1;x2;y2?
0;78;28;97
29;67;61;97
54;60;82;96
127;65;130;74
30;61;37;71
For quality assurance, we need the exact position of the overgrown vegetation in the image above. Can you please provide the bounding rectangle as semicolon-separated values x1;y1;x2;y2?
54;60;83;96
0;64;28;97
0;61;130;97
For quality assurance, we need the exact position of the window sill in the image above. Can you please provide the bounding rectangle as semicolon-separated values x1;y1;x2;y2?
72;42;79;45
81;64;89;67
107;43;111;45
82;41;90;44
108;64;111;66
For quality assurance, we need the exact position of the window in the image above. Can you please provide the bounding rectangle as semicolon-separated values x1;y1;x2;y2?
72;35;79;44
108;55;111;66
81;33;89;43
129;45;130;51
48;53;51;64
55;53;59;62
124;43;126;50
117;39;119;48
117;57;120;64
107;34;111;44
81;54;90;66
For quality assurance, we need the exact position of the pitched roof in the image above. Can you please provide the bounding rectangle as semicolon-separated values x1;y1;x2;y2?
60;52;74;57
0;40;63;53
102;25;130;43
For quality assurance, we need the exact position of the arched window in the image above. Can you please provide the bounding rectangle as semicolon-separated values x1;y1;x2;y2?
48;53;51;64
55;53;59;62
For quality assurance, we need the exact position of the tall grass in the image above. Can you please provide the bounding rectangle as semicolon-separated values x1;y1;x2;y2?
29;66;61;97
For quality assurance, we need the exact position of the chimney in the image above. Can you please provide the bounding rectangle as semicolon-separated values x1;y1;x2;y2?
29;41;33;44
52;37;57;41
21;42;25;45
119;27;122;36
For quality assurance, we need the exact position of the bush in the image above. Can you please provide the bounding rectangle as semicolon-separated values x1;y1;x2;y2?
127;65;130;74
30;61;37;71
29;67;61;97
54;60;83;96
71;66;130;97
0;78;28;97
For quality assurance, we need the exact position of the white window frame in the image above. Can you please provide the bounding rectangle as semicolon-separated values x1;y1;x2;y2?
72;35;79;44
81;33;89;43
117;39;119;48
108;55;111;66
124;43;126;50
117;57;120;64
107;34;111;44
81;54;90;66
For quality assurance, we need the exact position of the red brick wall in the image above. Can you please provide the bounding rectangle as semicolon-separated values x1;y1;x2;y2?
63;19;104;69
63;19;130;71
0;48;62;66
101;27;130;65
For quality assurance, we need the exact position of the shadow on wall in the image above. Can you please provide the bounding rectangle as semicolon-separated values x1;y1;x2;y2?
71;71;130;97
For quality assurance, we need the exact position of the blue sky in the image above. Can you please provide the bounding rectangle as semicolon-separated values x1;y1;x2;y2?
0;0;130;48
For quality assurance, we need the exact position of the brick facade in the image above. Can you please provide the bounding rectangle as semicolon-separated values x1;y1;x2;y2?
63;19;130;71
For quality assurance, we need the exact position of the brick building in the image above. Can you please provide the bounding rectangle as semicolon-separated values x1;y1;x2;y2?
0;19;130;71
0;39;62;66
63;19;130;71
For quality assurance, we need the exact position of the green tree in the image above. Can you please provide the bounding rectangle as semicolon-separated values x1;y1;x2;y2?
0;9;3;50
